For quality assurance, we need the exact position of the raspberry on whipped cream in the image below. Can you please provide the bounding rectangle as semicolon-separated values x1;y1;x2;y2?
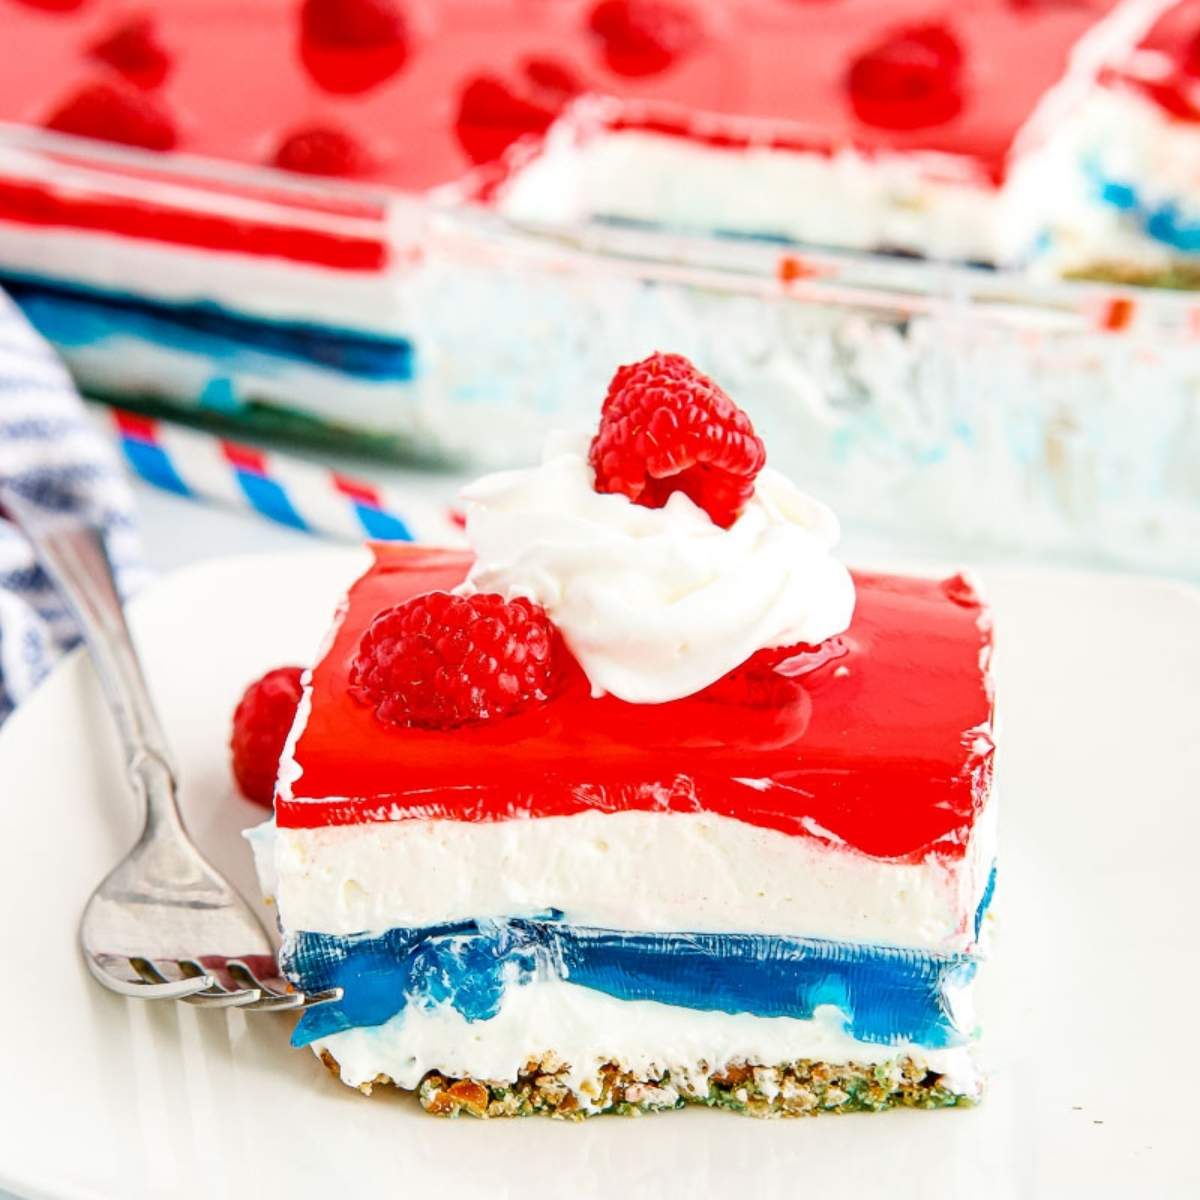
590;351;766;529
459;429;854;705
452;353;853;705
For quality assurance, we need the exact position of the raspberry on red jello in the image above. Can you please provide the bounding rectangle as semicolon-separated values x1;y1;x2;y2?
272;125;373;176
589;351;766;529
300;0;408;48
44;79;178;150
587;0;703;77
455;59;581;165
846;23;965;130
349;591;562;729
88;16;173;89
230;666;306;806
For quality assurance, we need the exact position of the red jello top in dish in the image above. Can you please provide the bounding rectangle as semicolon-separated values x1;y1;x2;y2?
280;544;995;864
0;0;1121;192
1099;0;1200;122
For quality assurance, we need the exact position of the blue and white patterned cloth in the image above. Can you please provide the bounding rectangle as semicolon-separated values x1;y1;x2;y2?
0;289;146;723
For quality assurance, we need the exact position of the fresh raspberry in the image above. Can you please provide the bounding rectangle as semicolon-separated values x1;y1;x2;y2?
522;57;582;99
89;17;172;89
589;352;766;528
45;80;177;151
587;0;702;77
455;60;580;164
456;78;557;164
298;42;409;95
230;666;306;807
272;125;373;176
301;0;408;48
846;24;964;130
350;592;561;729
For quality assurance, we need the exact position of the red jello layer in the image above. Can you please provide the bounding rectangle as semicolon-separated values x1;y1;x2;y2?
1100;0;1200;123
0;0;1121;198
280;544;995;863
0;173;390;271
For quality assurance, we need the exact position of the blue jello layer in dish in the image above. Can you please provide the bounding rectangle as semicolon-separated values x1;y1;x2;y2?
1086;159;1200;255
284;917;978;1050
1;273;416;381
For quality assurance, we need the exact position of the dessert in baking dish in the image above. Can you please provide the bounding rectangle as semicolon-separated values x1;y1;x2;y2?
0;0;1196;455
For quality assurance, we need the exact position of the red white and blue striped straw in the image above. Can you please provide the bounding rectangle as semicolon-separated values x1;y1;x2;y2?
103;407;462;545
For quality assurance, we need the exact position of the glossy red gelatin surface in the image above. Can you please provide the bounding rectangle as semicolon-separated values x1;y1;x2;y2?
280;545;995;863
1100;0;1200;123
0;0;1121;194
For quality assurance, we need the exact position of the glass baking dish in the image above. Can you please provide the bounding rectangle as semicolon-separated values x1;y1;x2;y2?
1;124;1196;578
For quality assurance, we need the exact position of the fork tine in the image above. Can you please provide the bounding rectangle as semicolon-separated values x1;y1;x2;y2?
87;955;215;1001
224;960;344;1012
299;987;344;1009
229;959;346;1012
175;958;262;1008
226;960;305;1012
181;989;262;1009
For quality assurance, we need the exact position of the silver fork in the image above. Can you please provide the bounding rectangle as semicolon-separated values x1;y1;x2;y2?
2;488;339;1012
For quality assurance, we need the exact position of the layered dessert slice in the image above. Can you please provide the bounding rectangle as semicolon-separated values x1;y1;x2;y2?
1014;0;1200;286
495;0;1160;265
249;352;997;1118
0;142;420;444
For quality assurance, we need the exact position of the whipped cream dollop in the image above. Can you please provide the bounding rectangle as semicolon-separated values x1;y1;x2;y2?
458;431;855;704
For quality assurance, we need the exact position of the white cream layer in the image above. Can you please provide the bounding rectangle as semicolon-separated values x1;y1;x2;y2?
499;111;1002;264
1010;84;1200;277
0;221;412;334
250;801;996;952
458;430;855;704
314;981;981;1104
48;334;422;437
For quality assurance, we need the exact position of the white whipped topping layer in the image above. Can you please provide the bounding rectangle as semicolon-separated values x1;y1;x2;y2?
315;983;981;1105
457;431;855;704
248;803;997;952
501;121;1003;263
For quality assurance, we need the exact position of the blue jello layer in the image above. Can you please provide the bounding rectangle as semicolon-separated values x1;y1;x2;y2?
1086;159;1200;254
1;273;416;381
285;917;978;1050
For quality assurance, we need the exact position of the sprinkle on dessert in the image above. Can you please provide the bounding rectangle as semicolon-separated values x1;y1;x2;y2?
349;592;561;729
231;665;305;806
587;0;703;77
589;351;766;528
845;23;965;130
44;79;178;150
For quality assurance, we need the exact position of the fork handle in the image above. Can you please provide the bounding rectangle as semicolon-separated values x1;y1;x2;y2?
2;490;181;828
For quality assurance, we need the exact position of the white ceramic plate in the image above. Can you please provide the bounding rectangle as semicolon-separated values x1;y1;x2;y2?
0;550;1196;1200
